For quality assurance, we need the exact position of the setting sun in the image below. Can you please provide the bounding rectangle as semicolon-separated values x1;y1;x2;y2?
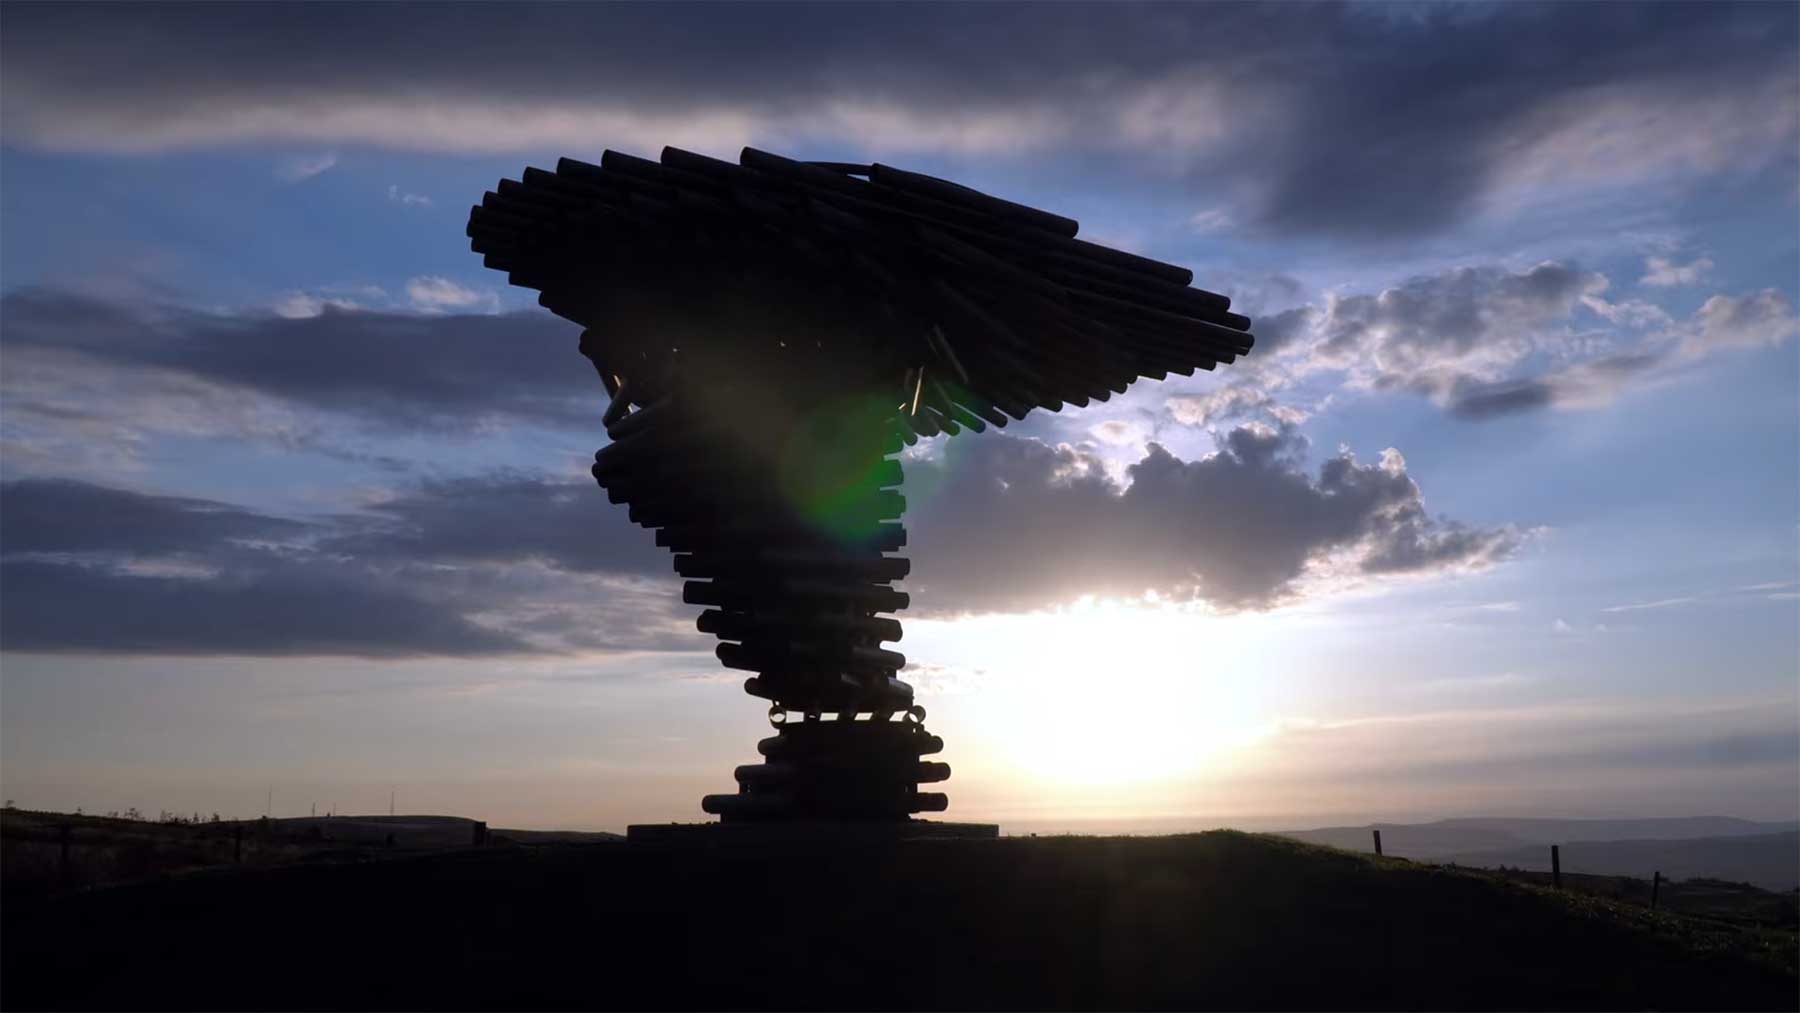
942;599;1272;786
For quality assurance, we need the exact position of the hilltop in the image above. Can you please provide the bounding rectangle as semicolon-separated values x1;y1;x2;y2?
4;829;1794;1010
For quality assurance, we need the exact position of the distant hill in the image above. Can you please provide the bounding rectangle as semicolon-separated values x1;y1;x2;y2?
255;814;486;849
4;831;1792;1010
1278;817;1800;891
243;814;621;848
0;808;622;901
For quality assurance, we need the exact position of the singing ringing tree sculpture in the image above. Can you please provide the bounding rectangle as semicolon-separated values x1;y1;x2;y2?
467;147;1254;829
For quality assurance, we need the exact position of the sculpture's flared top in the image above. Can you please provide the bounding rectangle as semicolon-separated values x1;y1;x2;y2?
467;146;1253;435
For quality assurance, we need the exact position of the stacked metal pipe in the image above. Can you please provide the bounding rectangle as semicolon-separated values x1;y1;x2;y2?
468;146;1253;822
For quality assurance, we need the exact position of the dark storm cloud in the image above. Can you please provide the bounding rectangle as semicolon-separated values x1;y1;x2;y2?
2;3;1792;240
0;557;526;657
321;472;666;576
0;421;1518;652
1240;306;1318;359
1444;380;1558;422
0;289;598;433
0;477;682;657
1446;352;1664;421
0;478;309;555
0;478;528;657
458;421;1518;617
905;426;1521;613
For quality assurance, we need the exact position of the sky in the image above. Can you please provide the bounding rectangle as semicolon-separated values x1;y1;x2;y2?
0;2;1795;833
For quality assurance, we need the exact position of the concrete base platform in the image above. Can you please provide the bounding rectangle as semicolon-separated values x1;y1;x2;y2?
626;819;999;845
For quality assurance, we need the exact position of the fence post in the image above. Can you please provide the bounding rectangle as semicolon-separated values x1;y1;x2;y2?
234;824;244;864
1372;829;1383;856
472;820;488;848
1650;870;1661;911
58;823;72;888
1550;845;1561;889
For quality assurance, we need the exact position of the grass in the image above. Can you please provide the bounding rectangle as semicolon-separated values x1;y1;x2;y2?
4;828;1794;1010
1477;865;1799;929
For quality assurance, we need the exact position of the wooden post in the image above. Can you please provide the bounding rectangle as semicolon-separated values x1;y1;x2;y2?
233;824;243;863
57;823;71;888
472;820;488;848
1650;870;1661;911
1551;845;1561;889
1372;829;1383;856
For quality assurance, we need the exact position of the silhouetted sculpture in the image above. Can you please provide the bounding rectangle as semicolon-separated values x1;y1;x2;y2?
468;147;1253;825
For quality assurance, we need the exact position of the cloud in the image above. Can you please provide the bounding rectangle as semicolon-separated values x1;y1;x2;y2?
1;4;1792;241
1312;261;1609;399
0;480;522;657
1165;384;1310;428
1446;351;1663;421
1088;420;1145;446
272;291;363;319
0;295;1531;646
0;420;1525;650
1233;262;1797;421
1246;306;1320;358
1412;670;1535;693
0;477;685;657
0;289;600;441
273;151;336;182
386;184;432;207
1187;207;1233;233
404;276;498;314
1;478;309;556
901;661;988;697
1640;255;1713;288
321;473;667;577
1684;289;1800;355
905;426;1522;613
0;557;526;657
1581;294;1672;330
1602;596;1699;614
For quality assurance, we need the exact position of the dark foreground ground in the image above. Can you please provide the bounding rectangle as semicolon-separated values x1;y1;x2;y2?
4;830;1795;1011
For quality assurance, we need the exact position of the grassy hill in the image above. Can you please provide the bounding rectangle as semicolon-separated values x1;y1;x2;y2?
1278;817;1800;891
4;830;1794;1010
1280;815;1799;854
1441;832;1800;892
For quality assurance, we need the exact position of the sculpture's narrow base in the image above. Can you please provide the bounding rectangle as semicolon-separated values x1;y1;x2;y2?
625;820;998;845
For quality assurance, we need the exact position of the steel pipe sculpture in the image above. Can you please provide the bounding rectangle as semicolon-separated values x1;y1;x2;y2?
467;146;1253;823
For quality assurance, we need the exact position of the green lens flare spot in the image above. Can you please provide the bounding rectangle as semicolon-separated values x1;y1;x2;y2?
777;392;906;543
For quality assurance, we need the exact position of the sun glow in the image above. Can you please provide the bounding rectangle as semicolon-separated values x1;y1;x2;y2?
942;597;1272;786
